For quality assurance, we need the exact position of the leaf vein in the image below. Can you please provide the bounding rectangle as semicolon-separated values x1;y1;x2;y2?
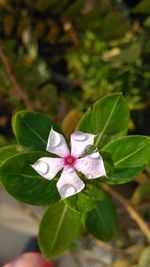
50;205;68;254
21;119;47;145
115;145;148;166
95;96;121;146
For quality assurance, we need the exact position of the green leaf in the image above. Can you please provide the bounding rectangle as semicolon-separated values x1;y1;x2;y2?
0;145;24;164
65;191;95;213
38;201;80;259
78;93;129;148
133;0;150;14
102;136;150;184
12;111;62;150
84;184;117;241
0;145;25;183
0;152;60;205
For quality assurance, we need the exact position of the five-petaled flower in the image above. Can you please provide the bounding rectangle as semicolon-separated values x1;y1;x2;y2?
32;129;106;199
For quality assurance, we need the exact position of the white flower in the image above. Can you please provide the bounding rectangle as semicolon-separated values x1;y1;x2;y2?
32;129;106;199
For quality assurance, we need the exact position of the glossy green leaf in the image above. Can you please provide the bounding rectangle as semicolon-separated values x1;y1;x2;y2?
65;191;95;213
38;201;80;259
78;93;129;148
102;136;150;184
0;152;60;205
12;111;62;150
0;145;25;183
0;145;24;164
84;184;117;241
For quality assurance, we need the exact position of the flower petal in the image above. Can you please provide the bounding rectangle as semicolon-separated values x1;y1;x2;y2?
71;131;95;158
46;128;70;157
31;157;64;180
75;150;106;180
57;167;85;199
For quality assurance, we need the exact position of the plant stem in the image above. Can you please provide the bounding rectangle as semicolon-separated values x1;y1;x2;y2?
0;44;33;110
102;184;150;243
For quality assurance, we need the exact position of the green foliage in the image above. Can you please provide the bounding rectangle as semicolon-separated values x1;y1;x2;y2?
0;145;24;164
12;111;62;150
78;93;129;148
102;136;150;184
38;201;80;259
133;0;150;14
0;151;60;205
0;0;150;260
83;184;117;241
0;92;150;259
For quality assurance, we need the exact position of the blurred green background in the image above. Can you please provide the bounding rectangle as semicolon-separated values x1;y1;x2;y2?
0;0;150;144
0;2;150;264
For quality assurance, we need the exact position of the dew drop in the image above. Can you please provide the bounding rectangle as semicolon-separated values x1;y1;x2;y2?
82;160;88;165
87;174;93;179
89;151;99;159
50;130;61;147
33;160;49;175
74;178;78;182
67;167;74;173
88;167;92;171
72;131;86;141
84;145;92;152
60;184;77;198
56;164;61;169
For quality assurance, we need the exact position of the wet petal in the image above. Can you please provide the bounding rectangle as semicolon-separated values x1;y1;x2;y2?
71;131;95;158
46;128;70;157
31;157;64;180
57;167;85;199
75;150;106;180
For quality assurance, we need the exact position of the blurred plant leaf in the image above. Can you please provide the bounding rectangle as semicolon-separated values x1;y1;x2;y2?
139;246;150;267
64;0;84;18
62;108;82;138
133;0;150;14
109;43;141;63
131;181;150;205
144;16;150;27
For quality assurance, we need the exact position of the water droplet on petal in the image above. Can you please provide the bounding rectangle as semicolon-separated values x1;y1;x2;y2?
67;167;74;173
74;178;78;182
34;160;49;175
84;145;92;152
89;151;100;159
50;130;61;147
72;131;86;141
93;161;97;166
60;184;77;198
87;174;93;179
82;160;88;165
88;167;92;171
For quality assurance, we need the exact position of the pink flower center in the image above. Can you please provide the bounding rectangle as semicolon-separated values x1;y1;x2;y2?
64;155;76;167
